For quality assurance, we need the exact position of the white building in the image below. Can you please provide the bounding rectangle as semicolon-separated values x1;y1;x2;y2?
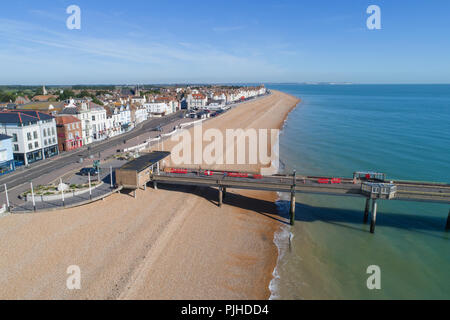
89;103;108;141
118;105;132;130
105;111;121;138
153;97;180;114
131;96;146;105
105;105;132;137
0;110;59;165
186;93;208;109
133;106;148;125
144;102;170;117
59;100;107;145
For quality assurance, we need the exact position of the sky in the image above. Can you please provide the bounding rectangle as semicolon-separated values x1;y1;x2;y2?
1;0;450;85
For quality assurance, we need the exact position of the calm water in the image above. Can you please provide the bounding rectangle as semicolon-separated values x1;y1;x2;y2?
267;84;450;299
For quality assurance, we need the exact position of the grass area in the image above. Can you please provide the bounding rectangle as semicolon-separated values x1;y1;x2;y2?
21;182;101;197
112;152;140;161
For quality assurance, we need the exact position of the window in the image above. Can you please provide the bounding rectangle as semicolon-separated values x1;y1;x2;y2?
12;133;17;142
33;131;38;139
52;127;55;135
44;139;47;146
43;130;47;137
35;141;39;148
14;144;19;151
47;128;51;136
92;115;95;121
52;137;56;144
28;143;33;150
27;132;32;141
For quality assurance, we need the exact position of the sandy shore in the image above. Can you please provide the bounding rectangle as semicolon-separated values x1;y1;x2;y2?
0;90;300;299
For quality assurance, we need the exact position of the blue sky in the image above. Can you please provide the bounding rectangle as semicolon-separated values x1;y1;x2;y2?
1;0;449;84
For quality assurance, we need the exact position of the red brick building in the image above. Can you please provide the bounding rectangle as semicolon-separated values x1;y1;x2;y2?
56;116;83;152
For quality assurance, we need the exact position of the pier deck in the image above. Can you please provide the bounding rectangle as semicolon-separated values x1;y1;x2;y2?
149;171;450;233
152;173;450;204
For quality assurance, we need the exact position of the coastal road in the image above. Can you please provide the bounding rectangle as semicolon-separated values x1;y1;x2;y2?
0;111;185;195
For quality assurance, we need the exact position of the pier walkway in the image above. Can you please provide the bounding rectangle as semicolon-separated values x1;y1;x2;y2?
150;171;450;233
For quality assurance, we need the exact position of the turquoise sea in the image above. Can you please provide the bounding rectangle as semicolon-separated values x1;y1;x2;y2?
267;84;450;299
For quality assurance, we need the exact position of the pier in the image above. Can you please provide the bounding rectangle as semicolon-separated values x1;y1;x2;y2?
150;170;450;234
114;152;450;234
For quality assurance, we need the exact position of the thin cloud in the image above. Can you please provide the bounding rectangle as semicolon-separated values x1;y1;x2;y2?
0;18;285;84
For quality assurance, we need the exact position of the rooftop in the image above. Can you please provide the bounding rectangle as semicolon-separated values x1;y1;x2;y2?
56;115;81;125
0;110;54;124
119;151;171;172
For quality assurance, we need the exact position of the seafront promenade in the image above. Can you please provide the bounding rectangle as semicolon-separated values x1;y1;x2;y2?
0;111;188;213
0;92;273;215
0;90;299;300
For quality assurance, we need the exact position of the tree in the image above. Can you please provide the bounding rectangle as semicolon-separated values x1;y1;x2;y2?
77;90;90;98
59;89;75;101
91;96;104;105
34;87;44;96
0;91;16;103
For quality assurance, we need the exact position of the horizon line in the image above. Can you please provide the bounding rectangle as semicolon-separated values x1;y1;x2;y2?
1;82;450;87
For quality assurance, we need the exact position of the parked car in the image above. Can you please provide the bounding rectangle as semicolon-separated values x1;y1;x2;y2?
78;167;99;176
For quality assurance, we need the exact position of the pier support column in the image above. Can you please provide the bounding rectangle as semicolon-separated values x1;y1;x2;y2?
446;209;450;231
218;187;223;207
290;170;297;226
153;181;158;190
290;190;296;226
223;187;227;200
364;198;370;224
133;190;137;199
370;199;378;234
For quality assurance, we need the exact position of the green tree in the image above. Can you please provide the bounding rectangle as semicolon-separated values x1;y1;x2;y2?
59;89;75;101
77;90;90;98
0;91;15;103
34;87;44;96
91;96;104;105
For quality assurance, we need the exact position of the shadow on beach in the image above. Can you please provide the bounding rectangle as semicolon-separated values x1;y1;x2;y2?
154;183;290;225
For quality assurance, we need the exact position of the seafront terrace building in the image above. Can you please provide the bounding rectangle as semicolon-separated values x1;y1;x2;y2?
186;93;208;109
56;115;83;152
144;102;171;117
117;105;132;131
154;97;180;114
0;110;59;166
59;101;107;145
132;105;148;125
0;134;15;176
105;105;132;137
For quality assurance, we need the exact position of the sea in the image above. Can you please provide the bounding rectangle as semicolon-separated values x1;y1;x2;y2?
266;84;450;299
